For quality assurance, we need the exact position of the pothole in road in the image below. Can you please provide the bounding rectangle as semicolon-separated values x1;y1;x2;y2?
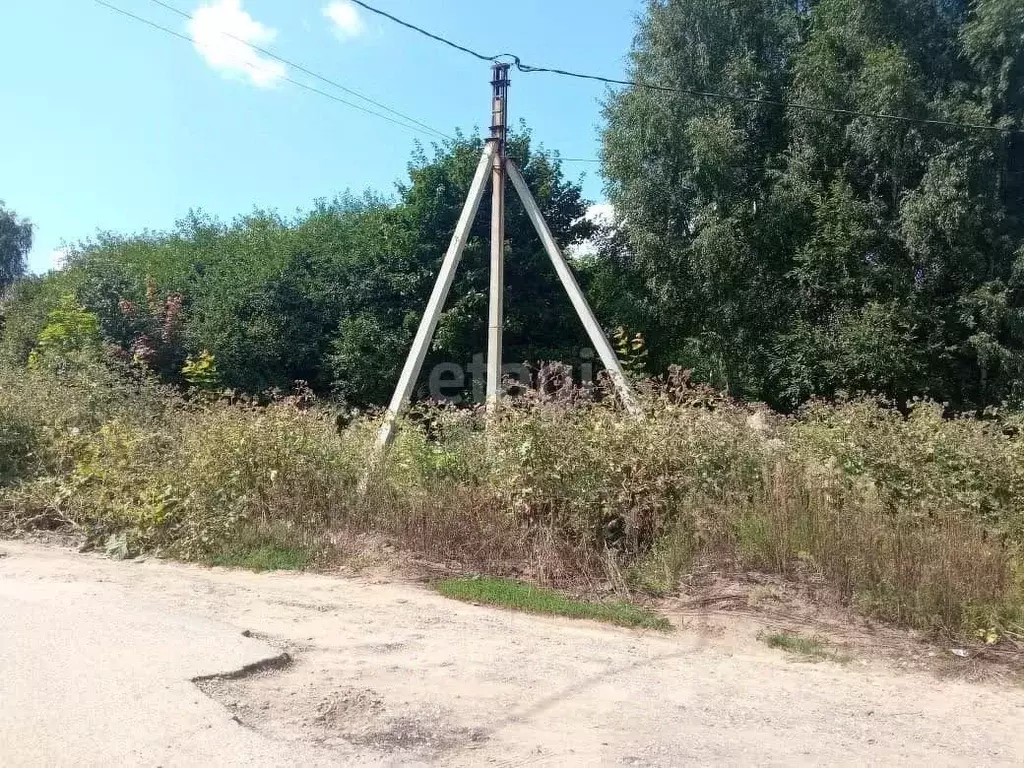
192;651;294;684
194;655;487;759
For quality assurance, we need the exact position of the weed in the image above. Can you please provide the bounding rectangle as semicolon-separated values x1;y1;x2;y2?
1;363;1023;641
435;577;672;631
759;631;850;663
210;543;311;572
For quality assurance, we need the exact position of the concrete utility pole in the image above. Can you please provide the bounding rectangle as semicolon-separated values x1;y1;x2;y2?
486;63;510;412
374;66;639;452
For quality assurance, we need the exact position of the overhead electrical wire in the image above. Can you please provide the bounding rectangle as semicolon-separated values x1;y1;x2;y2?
145;0;452;141
92;1;610;163
348;0;512;63
513;64;1022;135
92;0;451;140
97;0;1015;169
349;0;1023;136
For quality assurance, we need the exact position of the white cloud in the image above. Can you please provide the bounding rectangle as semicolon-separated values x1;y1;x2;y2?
323;1;365;39
188;0;286;88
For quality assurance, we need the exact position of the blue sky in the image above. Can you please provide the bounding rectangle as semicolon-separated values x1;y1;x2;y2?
2;0;644;273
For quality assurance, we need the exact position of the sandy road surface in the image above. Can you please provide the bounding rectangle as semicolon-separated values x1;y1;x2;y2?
1;540;1022;766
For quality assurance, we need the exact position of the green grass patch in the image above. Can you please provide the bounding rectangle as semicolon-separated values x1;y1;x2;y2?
759;630;850;663
209;542;311;572
435;577;672;631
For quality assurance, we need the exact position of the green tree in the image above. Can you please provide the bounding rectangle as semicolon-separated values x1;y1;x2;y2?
602;0;1024;410
0;271;81;365
0;201;32;289
28;293;102;371
601;0;803;397
384;130;595;403
0;134;595;406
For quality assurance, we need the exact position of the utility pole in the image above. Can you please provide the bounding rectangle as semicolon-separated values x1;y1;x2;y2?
486;62;510;412
374;66;639;452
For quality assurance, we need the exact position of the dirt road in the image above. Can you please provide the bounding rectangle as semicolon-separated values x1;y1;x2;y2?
1;540;1022;766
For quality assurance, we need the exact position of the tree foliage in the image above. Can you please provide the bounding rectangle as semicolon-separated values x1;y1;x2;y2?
0;201;32;290
4;2;1021;412
601;0;1024;410
0;133;595;405
27;293;102;372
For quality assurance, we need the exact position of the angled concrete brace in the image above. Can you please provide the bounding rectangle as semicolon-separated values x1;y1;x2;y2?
375;142;498;449
506;159;641;416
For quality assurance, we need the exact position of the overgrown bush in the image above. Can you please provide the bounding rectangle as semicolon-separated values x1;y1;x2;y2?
0;397;40;486
0;364;1021;641
789;398;1024;538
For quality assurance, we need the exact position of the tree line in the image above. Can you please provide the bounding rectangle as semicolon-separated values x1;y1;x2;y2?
1;134;598;405
2;0;1022;412
601;0;1024;410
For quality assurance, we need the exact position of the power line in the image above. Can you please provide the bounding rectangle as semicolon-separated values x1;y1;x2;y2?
146;0;452;141
92;0;449;140
92;1;611;165
514;64;1022;136
348;0;513;63
350;0;1022;136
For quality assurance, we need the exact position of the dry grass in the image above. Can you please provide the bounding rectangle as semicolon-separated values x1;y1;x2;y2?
710;466;1019;636
1;364;1022;643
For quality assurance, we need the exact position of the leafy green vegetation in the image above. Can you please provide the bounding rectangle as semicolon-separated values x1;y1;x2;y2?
1;2;1022;647
0;363;1021;641
0;200;32;290
601;0;1024;412
0;134;596;404
2;4;1021;415
209;543;311;572
27;294;102;371
760;631;850;664
181;349;221;391
435;577;672;631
